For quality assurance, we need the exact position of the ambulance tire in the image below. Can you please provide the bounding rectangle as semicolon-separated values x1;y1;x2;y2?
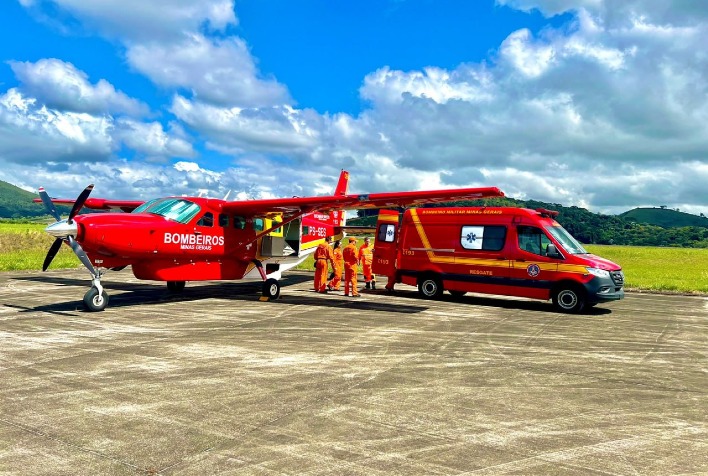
167;281;186;293
552;284;586;313
449;290;467;298
418;274;444;300
262;278;280;300
83;287;108;312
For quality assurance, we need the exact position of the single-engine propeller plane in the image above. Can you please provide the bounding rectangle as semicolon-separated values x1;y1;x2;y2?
35;170;503;311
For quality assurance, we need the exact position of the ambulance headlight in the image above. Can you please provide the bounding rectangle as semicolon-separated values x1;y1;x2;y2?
586;267;610;279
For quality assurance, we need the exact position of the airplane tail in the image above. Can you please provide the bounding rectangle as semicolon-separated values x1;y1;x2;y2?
330;170;348;232
334;170;349;196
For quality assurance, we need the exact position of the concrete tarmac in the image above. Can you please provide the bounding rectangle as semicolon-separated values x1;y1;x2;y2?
0;269;706;475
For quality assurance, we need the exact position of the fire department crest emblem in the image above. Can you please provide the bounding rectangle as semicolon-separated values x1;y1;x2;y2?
527;264;540;277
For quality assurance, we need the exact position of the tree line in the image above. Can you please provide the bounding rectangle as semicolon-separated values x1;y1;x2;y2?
355;197;708;248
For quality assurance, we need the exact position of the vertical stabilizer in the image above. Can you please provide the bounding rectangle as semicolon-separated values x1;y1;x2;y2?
334;170;349;196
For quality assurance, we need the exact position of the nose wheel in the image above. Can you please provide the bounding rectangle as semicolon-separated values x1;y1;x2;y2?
83;275;108;311
83;286;109;312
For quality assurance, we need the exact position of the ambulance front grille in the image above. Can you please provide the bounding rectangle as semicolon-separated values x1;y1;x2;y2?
611;271;624;286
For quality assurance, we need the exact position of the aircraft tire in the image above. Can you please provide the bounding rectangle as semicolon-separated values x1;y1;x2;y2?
262;278;280;300
167;281;186;293
418;274;443;300
83;287;109;312
552;284;586;314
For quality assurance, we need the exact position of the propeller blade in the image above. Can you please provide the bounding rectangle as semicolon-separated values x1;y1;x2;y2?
68;236;97;277
68;184;94;223
43;238;64;271
38;187;61;222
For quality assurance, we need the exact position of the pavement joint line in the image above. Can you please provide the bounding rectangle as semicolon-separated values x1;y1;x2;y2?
0;417;145;473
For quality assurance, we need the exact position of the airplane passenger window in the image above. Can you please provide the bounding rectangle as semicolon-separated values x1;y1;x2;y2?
197;212;214;227
233;216;246;229
219;214;229;227
254;218;264;232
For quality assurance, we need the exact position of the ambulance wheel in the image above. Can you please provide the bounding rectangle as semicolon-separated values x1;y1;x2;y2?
262;278;280;299
83;287;109;312
418;274;443;300
552;285;586;313
449;290;467;297
167;281;186;293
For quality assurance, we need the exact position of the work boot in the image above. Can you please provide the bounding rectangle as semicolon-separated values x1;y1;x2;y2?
365;282;370;289
371;281;376;289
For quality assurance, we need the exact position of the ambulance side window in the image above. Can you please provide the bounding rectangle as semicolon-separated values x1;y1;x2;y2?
517;226;552;256
377;223;396;242
460;225;506;251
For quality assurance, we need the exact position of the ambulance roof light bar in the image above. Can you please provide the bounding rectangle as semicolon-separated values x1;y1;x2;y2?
535;208;559;218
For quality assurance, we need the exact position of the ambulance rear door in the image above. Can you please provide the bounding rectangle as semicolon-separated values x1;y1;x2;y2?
372;209;400;278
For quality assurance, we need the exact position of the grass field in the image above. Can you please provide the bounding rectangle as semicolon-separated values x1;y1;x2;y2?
0;223;79;271
2;223;706;294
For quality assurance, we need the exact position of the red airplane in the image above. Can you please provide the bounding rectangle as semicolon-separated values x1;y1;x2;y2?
35;170;503;311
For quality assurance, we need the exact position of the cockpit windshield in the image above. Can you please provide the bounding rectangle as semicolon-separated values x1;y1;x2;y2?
132;198;201;224
545;225;588;255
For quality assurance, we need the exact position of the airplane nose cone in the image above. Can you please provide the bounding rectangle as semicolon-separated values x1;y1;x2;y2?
45;220;77;238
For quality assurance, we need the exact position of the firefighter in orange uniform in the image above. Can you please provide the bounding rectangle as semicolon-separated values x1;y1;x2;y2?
313;236;334;293
358;236;376;289
327;240;343;291
342;237;361;297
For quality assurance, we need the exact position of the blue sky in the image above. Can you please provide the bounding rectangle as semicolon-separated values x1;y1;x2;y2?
1;1;707;216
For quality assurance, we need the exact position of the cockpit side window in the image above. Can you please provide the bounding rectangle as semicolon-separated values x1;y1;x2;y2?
197;212;214;227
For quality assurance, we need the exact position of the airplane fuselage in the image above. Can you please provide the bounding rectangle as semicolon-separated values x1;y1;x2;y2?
70;196;336;282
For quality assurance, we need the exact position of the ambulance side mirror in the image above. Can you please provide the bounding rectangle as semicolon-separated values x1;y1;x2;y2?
546;244;563;259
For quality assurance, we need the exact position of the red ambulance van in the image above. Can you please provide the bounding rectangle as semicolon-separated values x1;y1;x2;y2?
372;207;624;313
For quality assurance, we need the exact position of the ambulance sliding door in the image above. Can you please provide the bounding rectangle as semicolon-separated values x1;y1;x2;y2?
454;224;510;293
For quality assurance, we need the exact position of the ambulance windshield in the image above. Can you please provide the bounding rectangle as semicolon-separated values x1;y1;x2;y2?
545;225;588;255
132;198;201;224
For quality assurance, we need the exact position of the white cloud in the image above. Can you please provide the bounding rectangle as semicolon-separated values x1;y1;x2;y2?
35;0;237;41
114;120;196;160
0;88;115;164
10;59;147;116
127;35;290;108
7;0;708;216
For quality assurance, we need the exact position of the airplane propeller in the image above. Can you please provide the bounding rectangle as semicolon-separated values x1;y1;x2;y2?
38;185;95;273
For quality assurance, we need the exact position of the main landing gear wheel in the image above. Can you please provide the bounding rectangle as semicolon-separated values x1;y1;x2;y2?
83;287;109;312
167;281;186;293
262;278;280;300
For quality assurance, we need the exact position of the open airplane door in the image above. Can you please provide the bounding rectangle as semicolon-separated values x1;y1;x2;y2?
372;209;400;279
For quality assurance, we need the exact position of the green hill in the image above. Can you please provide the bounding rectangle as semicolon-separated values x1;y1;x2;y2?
0;180;45;219
620;207;708;229
0;179;74;220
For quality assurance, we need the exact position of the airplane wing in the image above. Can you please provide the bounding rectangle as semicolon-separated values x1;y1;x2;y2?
221;186;504;218
34;197;145;213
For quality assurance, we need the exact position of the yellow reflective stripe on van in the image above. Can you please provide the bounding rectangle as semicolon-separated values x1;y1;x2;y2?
410;208;590;275
557;263;589;274
410;209;507;269
378;214;399;223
